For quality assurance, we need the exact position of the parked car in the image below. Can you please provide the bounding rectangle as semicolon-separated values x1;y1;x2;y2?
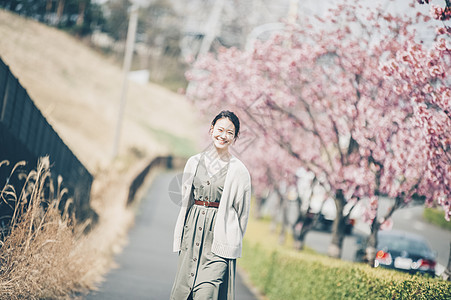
355;230;437;277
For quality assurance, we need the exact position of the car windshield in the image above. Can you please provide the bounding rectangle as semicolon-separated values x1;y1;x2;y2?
378;234;432;257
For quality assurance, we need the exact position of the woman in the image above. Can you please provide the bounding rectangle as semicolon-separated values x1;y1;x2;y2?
171;110;251;300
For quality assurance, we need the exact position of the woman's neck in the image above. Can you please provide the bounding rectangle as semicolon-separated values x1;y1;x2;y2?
206;146;230;162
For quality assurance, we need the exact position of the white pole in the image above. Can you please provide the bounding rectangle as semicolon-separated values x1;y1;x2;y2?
186;0;225;98
198;0;225;55
287;0;299;24
112;4;139;159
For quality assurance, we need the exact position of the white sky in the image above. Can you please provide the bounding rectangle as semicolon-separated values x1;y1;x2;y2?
93;0;442;46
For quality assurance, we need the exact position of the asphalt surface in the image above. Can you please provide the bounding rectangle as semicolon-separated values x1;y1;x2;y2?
86;170;257;300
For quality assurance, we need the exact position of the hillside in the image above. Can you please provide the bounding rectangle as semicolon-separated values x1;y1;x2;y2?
0;9;204;172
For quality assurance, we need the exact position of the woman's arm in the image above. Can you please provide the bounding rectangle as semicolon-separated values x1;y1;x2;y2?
237;184;251;236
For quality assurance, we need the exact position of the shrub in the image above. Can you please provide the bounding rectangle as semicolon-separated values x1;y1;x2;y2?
240;218;451;300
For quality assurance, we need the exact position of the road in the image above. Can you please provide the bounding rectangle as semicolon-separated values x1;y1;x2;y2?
87;171;257;300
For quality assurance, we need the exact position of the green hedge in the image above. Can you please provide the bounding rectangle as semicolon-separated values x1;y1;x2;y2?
240;241;451;300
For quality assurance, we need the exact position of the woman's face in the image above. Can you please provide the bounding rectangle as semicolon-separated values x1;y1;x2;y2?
210;118;235;151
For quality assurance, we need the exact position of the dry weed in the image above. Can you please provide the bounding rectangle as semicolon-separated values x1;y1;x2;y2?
0;158;98;299
0;147;157;299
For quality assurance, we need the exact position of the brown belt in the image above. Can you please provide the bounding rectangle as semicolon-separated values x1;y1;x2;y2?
194;200;219;208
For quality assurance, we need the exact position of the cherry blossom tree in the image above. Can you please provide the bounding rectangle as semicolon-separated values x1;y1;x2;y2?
406;0;451;220
382;0;451;279
186;0;449;262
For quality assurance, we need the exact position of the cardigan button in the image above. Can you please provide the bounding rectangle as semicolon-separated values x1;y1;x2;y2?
196;242;199;246
206;180;210;185
193;257;197;262
198;227;202;231
202;211;205;215
205;196;208;200
191;273;194;277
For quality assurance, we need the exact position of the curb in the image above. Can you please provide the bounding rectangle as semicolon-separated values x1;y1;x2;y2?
237;265;268;300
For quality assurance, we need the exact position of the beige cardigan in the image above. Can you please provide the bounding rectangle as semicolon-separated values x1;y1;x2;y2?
172;153;251;259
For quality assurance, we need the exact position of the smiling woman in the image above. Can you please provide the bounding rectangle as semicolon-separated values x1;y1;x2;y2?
204;111;241;177
171;110;251;300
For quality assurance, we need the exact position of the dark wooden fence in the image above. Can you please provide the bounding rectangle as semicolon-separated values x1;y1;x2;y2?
127;155;187;205
0;57;95;226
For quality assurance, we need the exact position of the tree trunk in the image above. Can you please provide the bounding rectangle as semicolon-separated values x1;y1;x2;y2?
76;0;86;27
365;196;402;266
292;195;303;249
442;241;451;281
365;218;380;266
45;0;52;23
254;194;266;219
293;177;317;251
7;0;20;12
278;194;288;244
293;211;315;250
56;0;65;25
328;189;346;258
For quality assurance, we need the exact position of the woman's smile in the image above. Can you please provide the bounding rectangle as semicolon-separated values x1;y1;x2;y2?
211;118;235;151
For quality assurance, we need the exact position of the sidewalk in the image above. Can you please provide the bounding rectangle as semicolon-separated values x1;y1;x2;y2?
86;171;257;300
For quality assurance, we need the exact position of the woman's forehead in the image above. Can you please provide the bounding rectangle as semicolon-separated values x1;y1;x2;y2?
214;118;235;129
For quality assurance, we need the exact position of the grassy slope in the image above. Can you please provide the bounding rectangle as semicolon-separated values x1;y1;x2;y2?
0;9;203;172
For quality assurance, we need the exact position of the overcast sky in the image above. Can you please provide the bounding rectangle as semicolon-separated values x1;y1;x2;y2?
93;0;438;46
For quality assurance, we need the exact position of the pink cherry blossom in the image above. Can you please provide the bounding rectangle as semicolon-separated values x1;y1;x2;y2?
187;0;450;259
430;4;444;20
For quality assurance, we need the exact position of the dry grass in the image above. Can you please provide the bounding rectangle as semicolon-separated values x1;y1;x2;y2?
0;158;95;299
0;154;152;299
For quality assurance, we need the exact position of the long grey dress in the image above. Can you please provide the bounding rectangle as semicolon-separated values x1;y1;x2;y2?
170;155;236;300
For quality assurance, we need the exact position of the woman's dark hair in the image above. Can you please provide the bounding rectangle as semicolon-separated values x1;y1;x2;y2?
211;110;240;139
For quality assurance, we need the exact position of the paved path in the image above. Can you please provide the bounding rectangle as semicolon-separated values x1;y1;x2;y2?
87;171;257;300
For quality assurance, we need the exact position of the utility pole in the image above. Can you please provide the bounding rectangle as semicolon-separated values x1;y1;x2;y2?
186;0;225;96
112;3;138;159
198;0;225;55
287;0;299;24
